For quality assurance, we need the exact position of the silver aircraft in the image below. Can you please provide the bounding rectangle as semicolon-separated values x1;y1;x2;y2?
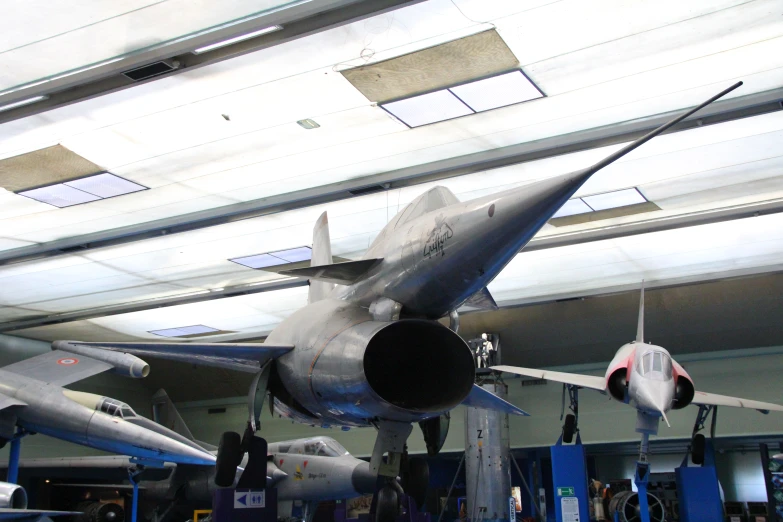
0;347;215;466
493;284;783;440
52;82;744;483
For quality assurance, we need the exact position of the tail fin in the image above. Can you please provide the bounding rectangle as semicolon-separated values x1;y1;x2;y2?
152;389;195;441
636;281;645;343
309;212;334;303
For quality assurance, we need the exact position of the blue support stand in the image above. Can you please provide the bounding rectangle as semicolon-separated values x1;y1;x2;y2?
675;405;723;522
551;386;589;522
633;459;651;522
6;428;26;484
128;468;143;522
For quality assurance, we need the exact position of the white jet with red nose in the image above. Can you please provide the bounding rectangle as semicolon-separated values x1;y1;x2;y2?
493;282;783;443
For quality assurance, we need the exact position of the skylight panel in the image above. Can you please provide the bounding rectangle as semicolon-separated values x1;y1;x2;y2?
65;173;146;198
230;246;312;269
150;324;219;337
18;184;101;208
449;71;543;112
552;198;593;218
231;253;288;269
381;90;472;128
270;246;312;263
582;188;647;211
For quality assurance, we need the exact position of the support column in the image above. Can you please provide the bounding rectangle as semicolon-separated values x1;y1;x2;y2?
465;381;512;522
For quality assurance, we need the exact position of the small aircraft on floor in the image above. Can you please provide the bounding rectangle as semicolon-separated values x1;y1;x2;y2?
5;390;401;522
492;283;783;459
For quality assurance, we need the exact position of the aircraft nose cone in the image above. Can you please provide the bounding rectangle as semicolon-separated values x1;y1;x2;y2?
158;436;217;466
128;417;216;465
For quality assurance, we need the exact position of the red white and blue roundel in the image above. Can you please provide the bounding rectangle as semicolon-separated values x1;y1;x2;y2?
57;358;79;366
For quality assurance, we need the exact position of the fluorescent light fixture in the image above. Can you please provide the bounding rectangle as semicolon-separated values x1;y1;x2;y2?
582;188;647;211
0;95;48;113
65;172;146;198
150;324;219;337
382;90;472;128
449;71;543;112
552;198;593;218
18;184;101;208
17;172;147;207
231;246;312;269
193;25;282;54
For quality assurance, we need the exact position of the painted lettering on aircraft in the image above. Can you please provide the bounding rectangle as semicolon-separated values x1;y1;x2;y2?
423;221;453;258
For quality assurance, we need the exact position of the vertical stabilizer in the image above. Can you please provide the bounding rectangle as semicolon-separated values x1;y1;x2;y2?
151;389;195;441
309;211;334;303
636;281;645;343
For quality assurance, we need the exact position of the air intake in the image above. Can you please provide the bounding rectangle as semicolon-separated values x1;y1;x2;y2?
123;61;175;81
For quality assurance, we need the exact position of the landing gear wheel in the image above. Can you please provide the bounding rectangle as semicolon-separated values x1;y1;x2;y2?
691;433;706;465
403;458;429;509
214;431;242;487
562;414;576;443
375;484;399;522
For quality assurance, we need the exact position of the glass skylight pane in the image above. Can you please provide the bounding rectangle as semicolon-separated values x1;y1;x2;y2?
582;188;647;211
270;246;312;263
65;172;146;198
230;253;288;269
150;324;218;337
449;71;543;112
382;90;473;128
18;184;101;208
552;198;593;218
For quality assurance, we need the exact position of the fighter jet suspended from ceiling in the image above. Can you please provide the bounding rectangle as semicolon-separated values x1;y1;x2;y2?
52;82;745;496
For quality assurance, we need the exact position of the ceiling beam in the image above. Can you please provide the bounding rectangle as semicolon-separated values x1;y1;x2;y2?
0;0;426;123
1;87;781;267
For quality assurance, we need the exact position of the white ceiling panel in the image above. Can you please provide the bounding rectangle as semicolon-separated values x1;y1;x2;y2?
486;212;783;306
0;0;779;250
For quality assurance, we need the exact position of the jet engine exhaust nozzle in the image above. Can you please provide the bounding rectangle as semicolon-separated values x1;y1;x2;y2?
363;320;474;413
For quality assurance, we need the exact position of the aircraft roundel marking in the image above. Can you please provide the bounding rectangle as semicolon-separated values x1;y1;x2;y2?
57;358;79;366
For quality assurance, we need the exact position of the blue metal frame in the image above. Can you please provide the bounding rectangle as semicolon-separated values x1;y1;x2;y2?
6;428;27;484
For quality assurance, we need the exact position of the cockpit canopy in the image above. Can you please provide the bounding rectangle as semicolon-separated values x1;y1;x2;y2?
638;350;673;381
98;397;136;419
274;436;349;457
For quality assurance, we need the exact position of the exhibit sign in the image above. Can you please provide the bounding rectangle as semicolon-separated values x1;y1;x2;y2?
560;497;580;522
508;496;515;522
234;490;265;509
